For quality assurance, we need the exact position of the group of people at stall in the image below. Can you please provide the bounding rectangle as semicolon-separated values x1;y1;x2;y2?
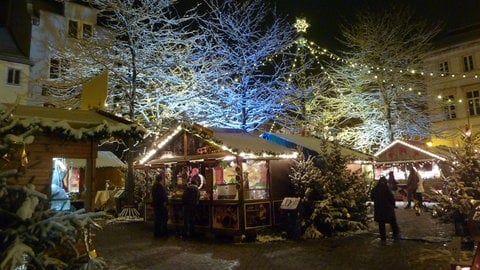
151;168;202;239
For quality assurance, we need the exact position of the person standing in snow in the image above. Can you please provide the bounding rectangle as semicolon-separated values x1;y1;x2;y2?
387;171;398;192
415;173;425;215
152;174;168;237
371;176;400;242
405;166;419;209
182;179;200;239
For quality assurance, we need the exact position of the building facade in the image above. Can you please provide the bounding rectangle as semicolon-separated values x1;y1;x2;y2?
1;0;102;107
425;25;480;147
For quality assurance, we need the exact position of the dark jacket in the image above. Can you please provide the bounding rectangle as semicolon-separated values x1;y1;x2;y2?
182;184;200;207
370;180;396;222
406;169;419;192
152;181;167;209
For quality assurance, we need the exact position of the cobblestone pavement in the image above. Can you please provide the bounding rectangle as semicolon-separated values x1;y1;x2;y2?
94;202;476;270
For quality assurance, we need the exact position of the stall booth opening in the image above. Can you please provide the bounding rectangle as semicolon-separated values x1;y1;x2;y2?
137;123;297;237
50;152;126;212
374;140;448;200
50;157;80;211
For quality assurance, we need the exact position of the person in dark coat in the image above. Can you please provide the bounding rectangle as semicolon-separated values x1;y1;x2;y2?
405;166;419;209
371;176;400;241
182;180;200;239
387;171;398;192
152;174;168;237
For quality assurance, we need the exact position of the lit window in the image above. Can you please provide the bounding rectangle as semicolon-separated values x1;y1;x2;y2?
6;68;21;85
443;95;456;120
464;55;474;72
467;90;480;116
439;61;449;75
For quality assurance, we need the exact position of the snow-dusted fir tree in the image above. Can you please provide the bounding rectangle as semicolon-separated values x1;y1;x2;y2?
195;0;299;131
432;131;480;222
0;105;105;269
290;142;369;239
308;5;441;154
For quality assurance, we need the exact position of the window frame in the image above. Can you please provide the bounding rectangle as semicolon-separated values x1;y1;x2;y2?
6;67;21;86
464;55;474;72
467;90;480;116
443;95;456;120
49;58;69;79
439;61;449;75
68;19;93;39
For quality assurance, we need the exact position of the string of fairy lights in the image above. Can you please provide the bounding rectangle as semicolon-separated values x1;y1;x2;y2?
267;17;478;134
270;18;480;84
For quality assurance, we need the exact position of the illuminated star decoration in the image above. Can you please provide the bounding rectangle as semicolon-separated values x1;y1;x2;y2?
294;18;310;33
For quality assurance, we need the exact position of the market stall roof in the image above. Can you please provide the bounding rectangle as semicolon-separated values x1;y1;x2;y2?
374;140;448;164
260;132;373;161
139;123;298;165
1;103;144;140
68;151;126;168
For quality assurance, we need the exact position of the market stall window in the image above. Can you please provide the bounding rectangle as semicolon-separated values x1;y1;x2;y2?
242;160;269;200
212;160;240;200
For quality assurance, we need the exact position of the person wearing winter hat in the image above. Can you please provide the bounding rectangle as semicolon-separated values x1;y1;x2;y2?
189;167;204;189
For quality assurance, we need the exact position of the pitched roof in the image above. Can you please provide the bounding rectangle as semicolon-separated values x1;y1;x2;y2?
2;103;144;140
0;27;30;64
68;151;126;168
139;123;297;165
374;140;447;163
261;132;373;161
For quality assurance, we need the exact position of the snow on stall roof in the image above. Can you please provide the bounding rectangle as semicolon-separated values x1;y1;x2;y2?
5;104;130;125
262;132;373;161
209;127;295;155
68;151;126;168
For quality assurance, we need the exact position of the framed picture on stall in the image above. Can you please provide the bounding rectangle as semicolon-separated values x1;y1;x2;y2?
244;202;271;228
213;204;239;230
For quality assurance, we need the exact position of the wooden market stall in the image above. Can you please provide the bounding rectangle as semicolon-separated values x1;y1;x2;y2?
374;140;448;180
66;151;126;212
374;140;450;198
136;123;298;237
3;104;141;212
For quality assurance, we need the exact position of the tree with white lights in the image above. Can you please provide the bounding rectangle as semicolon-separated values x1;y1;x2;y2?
46;0;301;134
45;0;204;132
44;0;300;212
307;6;441;153
194;0;299;131
273;18;325;133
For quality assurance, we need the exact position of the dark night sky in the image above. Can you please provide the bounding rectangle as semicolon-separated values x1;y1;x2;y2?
274;0;480;51
176;0;480;52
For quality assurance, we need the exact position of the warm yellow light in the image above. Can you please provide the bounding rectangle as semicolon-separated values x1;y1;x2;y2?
294;18;310;33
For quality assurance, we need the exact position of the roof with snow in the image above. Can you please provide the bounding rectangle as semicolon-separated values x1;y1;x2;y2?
139;123;297;165
261;132;373;161
2;103;145;141
68;151;126;168
0;27;30;64
374;140;448;164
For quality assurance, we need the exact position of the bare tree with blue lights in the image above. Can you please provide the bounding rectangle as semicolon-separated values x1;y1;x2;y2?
193;0;299;132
